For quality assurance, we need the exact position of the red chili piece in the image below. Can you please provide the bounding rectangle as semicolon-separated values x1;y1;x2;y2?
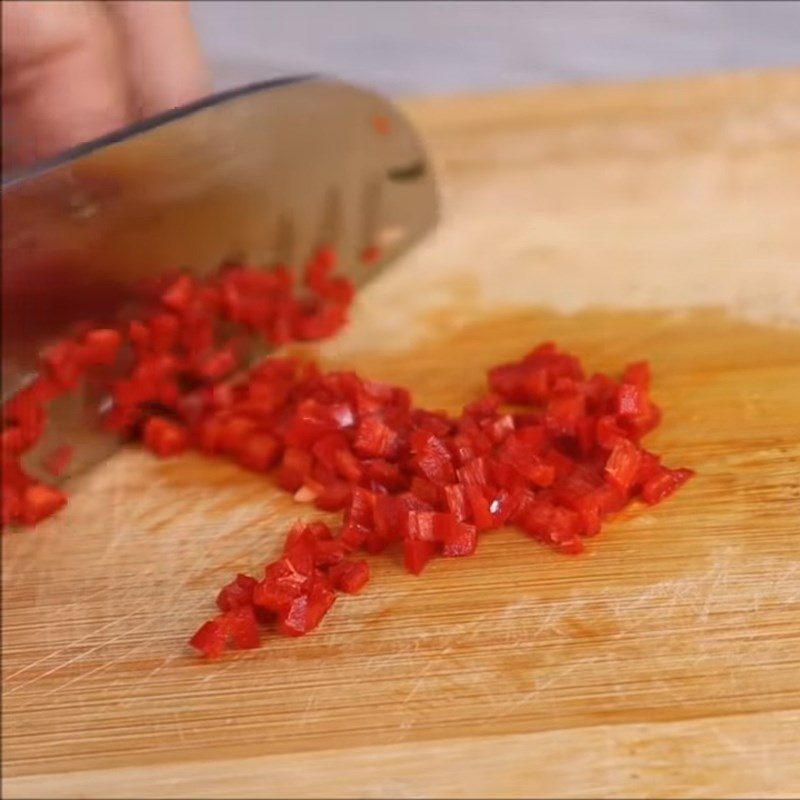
143;417;189;458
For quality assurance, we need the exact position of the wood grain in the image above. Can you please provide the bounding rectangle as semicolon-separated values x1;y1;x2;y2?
3;69;800;799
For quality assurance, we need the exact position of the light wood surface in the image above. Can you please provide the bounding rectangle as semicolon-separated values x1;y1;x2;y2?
3;69;800;799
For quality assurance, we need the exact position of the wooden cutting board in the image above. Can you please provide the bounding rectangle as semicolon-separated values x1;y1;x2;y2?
3;69;800;799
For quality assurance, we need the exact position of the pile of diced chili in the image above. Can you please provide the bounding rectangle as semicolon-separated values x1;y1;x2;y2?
0;248;693;659
2;249;352;525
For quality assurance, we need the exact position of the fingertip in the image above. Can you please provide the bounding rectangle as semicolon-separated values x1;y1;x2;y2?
2;1;133;168
106;1;212;118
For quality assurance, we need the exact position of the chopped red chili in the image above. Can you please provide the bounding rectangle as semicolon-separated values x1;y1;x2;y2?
1;250;354;528
142;417;189;458
0;249;693;661
186;338;693;657
19;484;68;526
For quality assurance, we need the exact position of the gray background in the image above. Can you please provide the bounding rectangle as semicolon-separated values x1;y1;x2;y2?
190;0;800;96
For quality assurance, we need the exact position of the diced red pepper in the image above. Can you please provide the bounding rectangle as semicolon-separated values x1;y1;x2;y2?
604;439;642;494
615;383;648;419
411;430;456;486
443;483;469;521
596;414;628;450
148;314;181;353
353;416;399;459
277;574;336;636
82;328;122;365
413;409;454;438
224;605;260;649
410;475;440;506
340;521;370;550
642;467;694;505
404;539;437;575
456;457;488;488
143;417;188;458
407;510;437;542
438;518;478;557
312;538;346;567
483;413;515;444
543;448;576;481
522;501;584;553
329;560;370;594
19;484;67;526
346;487;375;528
197;347;238;382
277;447;314;492
216;573;258;611
313;481;352;512
622;361;651;390
488;362;548;404
296;302;349;340
364;459;407;491
463;484;494;531
236;433;281;472
499;438;555;488
253;557;309;613
0;244;693;662
635;450;663;487
286;399;355;448
623;401;663;440
332;445;364;483
189;618;228;659
161;274;195;313
364;529;390;554
1;426;27;457
40;340;85;390
573;494;602;537
374;494;410;540
545;392;586;437
283;527;316;576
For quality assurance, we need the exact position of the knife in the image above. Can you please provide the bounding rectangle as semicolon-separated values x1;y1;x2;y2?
1;75;439;482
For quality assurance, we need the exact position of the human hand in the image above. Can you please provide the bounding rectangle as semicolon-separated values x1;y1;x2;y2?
2;0;210;170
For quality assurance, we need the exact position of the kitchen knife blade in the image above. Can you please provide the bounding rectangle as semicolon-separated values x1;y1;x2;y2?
1;75;438;481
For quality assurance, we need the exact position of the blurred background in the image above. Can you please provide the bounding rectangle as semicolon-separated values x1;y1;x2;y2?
190;0;800;96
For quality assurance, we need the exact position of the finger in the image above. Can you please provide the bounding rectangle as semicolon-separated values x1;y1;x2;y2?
105;0;210;118
1;0;133;169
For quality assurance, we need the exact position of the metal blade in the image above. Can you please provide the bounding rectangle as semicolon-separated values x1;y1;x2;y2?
1;76;439;481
